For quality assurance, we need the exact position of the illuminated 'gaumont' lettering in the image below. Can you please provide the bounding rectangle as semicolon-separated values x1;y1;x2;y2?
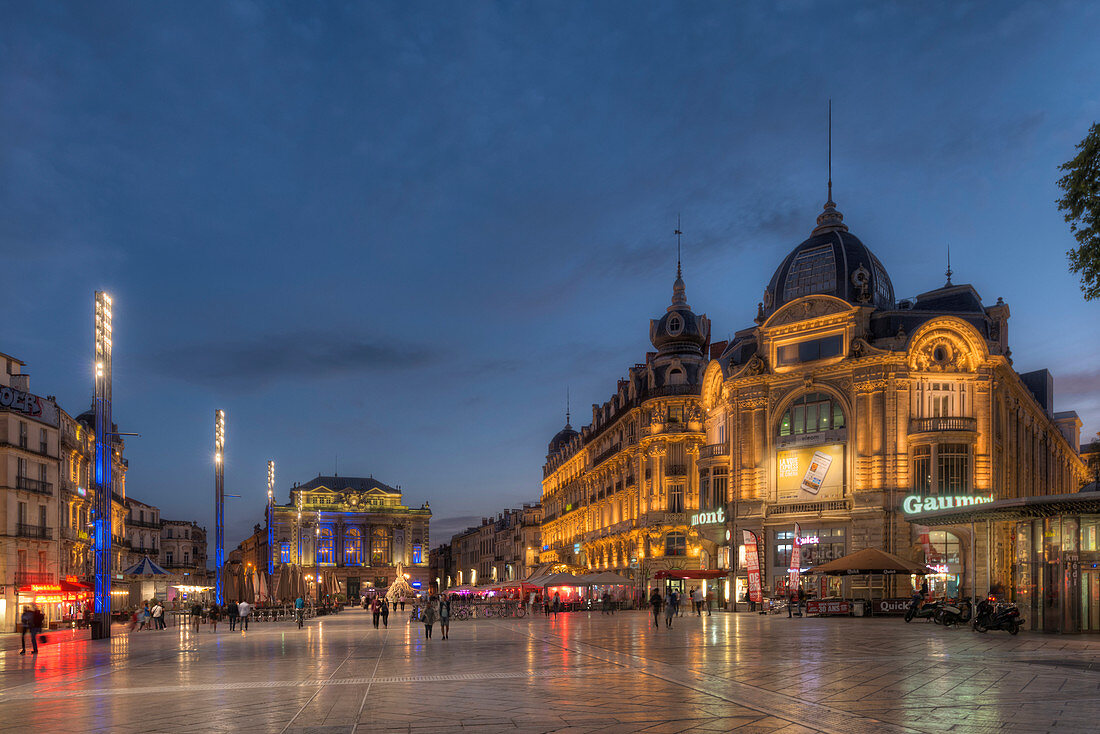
690;508;726;526
902;494;994;514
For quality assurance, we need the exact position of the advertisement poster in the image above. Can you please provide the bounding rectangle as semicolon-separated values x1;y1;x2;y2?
777;444;844;501
743;530;763;603
788;522;802;593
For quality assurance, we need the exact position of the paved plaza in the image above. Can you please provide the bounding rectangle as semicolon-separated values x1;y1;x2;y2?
3;608;1100;733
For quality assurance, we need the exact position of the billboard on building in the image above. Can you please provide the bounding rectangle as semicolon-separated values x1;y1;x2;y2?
776;443;844;501
0;385;59;427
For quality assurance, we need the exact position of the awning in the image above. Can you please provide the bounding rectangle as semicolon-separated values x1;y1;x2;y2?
906;491;1100;526
579;572;634;585
653;570;726;580
18;579;93;603
122;555;169;575
807;547;931;576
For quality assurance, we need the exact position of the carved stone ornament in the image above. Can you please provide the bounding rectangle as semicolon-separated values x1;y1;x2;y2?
737;353;768;378
851;265;872;303
769;296;849;326
909;328;979;373
686;404;705;423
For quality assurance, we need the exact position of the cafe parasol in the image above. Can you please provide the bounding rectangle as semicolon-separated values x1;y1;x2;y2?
807;547;933;576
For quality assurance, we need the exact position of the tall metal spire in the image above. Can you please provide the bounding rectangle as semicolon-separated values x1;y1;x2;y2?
827;99;833;204
675;214;682;280
565;387;571;427
671;216;687;307
945;244;953;286
812;99;848;236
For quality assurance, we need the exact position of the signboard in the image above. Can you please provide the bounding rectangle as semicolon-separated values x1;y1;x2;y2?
777;444;844;501
691;508;725;526
743;530;763;604
872;599;912;615
902;494;993;515
788;522;802;593
0;385;59;426
806;599;850;615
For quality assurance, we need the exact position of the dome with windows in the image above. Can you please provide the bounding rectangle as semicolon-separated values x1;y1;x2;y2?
762;198;894;318
650;270;710;356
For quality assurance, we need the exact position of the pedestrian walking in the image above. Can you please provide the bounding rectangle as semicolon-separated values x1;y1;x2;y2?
237;600;251;631
601;591;611;615
704;590;712;616
692;587;703;616
380;598;389;628
190;601;203;632
423;595;439;639
19;606;39;654
439;596;450;640
371;596;381;628
788;587;797;618
551;591;562;619
399;596;406;612
208;604;220;632
137;603;152;631
649;589;662;630
151;601;165;630
226;600;239;631
664;592;676;628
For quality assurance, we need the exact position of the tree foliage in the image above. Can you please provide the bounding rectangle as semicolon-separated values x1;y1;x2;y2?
1057;122;1100;300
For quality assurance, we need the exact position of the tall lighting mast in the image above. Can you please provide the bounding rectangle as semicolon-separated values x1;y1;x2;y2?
92;291;113;640
214;409;226;604
267;460;275;575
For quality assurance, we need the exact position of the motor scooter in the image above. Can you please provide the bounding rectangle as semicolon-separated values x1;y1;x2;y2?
935;598;972;627
904;593;942;623
972;598;1024;634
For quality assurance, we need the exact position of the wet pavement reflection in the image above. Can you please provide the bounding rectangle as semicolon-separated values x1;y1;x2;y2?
2;608;1100;732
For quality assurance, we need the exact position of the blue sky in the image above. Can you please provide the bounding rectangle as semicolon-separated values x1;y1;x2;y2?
2;2;1099;546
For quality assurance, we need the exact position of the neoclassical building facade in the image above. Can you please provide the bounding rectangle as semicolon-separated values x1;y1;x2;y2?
269;475;431;599
700;193;1089;601
541;265;723;593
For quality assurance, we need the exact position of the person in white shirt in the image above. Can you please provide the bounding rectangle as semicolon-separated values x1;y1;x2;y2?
692;587;703;616
237;600;251;631
151;602;165;630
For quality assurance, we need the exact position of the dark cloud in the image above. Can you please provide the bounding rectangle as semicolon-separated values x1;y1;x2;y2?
148;331;434;387
430;515;484;544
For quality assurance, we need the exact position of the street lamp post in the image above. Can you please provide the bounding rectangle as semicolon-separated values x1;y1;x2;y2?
267;460;275;575
92;291;113;640
214;409;225;605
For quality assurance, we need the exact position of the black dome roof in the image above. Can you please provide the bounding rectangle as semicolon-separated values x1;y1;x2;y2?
763;199;894;318
650;273;709;355
548;422;578;457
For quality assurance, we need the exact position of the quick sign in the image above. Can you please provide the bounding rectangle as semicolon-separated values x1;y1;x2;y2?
902;494;993;515
691;508;725;526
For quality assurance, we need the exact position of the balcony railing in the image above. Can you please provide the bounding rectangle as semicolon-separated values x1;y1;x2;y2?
908;416;978;435
16;524;52;540
591;443;622;468
16;476;53;496
666;464;688;477
700;443;729;459
131;546;159;555
128;519;161;529
14;571;54;585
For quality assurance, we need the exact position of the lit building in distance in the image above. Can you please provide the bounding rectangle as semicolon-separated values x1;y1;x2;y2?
700;191;1089;602
267;475;431;600
433;504;542;590
541;261;719;596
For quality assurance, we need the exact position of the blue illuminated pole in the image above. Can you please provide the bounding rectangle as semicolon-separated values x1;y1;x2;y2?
92;291;113;640
267;460;275;575
214;410;225;605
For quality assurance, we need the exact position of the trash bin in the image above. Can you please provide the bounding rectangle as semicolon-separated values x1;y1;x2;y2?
851;600;865;617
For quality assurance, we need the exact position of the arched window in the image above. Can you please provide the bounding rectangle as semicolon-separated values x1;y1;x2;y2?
371;526;391;565
317;527;334;565
344;527;362;566
280;542;291;564
778;392;845;437
665;532;686;557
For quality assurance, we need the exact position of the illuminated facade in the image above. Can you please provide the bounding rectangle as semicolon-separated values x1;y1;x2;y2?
435;504;542;589
268;476;431;599
699;193;1089;601
161;520;207;577
541;264;717;593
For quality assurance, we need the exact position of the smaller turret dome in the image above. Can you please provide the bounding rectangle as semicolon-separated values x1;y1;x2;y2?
650;267;709;356
548;420;578;457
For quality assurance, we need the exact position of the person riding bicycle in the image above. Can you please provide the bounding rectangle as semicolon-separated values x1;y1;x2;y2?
295;596;305;626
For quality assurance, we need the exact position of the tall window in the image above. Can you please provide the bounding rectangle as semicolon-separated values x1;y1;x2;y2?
39;428;48;454
937;444;969;493
777;335;843;366
711;470;727;510
371;526;391;565
778;393;845;436
665;532;686;556
317;527;335;565
344;527;362;565
913;445;932;493
927;382;956;417
281;542;291;563
412;543;422;564
668;484;684;513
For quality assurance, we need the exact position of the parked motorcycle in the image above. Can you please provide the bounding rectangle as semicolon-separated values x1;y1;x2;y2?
904;594;943;623
935;598;972;627
972;598;1023;634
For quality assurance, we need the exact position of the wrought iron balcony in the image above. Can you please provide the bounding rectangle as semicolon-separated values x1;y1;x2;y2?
14;571;54;585
700;443;730;459
127;519;161;529
16;523;52;540
16;476;53;495
908;416;978;435
666;464;688;477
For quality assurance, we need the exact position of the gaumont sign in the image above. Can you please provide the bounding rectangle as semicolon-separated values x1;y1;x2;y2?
0;385;59;426
691;508;725;526
902;494;994;516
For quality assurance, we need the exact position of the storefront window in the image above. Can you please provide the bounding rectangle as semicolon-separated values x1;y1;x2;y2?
924;530;962;597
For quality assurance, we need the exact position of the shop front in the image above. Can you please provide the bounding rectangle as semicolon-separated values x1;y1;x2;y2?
910;492;1100;634
16;578;93;628
768;524;848;598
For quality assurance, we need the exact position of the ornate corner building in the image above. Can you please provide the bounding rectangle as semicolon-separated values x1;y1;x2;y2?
267;475;431;599
540;264;720;591
700;194;1089;600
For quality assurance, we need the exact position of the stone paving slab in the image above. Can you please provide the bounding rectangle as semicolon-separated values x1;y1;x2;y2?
5;609;1100;732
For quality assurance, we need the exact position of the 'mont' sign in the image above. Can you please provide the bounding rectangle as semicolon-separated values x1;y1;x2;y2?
690;508;725;526
902;494;994;516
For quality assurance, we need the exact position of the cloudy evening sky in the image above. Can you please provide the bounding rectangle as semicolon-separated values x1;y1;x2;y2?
2;2;1099;547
